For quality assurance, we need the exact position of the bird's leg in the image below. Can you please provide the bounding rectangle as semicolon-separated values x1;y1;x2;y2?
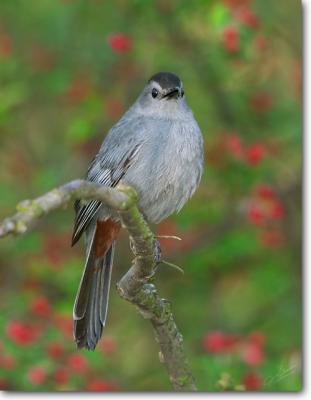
154;238;162;265
129;235;161;265
130;232;181;275
155;236;184;275
154;233;182;264
129;236;136;255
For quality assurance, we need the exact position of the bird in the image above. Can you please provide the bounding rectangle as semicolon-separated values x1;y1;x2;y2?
71;71;204;350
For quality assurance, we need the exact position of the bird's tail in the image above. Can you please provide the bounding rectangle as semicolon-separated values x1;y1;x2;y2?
73;223;118;350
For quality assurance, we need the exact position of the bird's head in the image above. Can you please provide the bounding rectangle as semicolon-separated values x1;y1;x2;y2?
135;72;188;118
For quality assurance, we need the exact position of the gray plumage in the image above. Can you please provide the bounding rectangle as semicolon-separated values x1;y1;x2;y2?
72;71;204;350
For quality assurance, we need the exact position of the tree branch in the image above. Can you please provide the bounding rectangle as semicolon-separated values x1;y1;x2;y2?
0;179;197;391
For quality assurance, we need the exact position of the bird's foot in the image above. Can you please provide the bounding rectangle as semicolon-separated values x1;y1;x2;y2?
154;238;184;274
154;239;162;264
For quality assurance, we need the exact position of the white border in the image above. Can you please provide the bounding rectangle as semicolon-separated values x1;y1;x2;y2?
0;0;307;399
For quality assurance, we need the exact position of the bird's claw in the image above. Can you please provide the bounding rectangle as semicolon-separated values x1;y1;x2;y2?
154;239;162;264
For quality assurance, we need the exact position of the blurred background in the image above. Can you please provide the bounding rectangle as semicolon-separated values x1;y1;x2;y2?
0;0;301;392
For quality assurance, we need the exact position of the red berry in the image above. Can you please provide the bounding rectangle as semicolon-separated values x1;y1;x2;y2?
250;92;272;112
30;296;51;317
6;320;39;345
156;219;181;254
255;184;275;199
108;33;132;53
248;331;266;347
180;231;196;252
254;34;267;50
67;353;88;372
54;313;73;337
31;45;56;71
259;229;283;247
223;26;240;53
223;0;250;8
99;336;117;354
236;7;260;28
203;332;226;353
87;380;118;391
28;366;47;385
46;341;64;359
247;205;265;225
105;98;124;120
243;372;263;390
245;144;265;166
0;33;12;56
270;200;285;219
203;331;239;353
0;378;9;390
54;368;69;385
224;334;240;350
242;342;265;365
1;353;16;369
65;76;91;104
223;132;244;159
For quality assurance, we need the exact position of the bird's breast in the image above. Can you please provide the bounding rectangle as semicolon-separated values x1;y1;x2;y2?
124;118;204;223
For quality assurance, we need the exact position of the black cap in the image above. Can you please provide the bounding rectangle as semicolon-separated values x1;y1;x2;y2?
148;72;181;89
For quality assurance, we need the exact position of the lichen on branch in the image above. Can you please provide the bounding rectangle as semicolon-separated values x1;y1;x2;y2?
0;179;197;391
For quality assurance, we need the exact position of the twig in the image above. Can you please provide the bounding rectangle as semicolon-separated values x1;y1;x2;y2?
0;179;197;391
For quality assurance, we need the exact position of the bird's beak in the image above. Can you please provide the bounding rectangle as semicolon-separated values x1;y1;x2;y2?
162;87;181;100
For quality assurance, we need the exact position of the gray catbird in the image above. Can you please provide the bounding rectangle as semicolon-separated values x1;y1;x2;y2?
72;72;204;350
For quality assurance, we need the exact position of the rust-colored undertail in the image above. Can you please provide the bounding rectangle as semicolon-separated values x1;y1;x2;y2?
73;219;121;350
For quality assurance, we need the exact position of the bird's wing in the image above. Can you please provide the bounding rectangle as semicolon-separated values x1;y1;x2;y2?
72;121;143;246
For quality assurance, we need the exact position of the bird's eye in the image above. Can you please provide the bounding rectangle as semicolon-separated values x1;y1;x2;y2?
152;88;159;98
181;89;184;97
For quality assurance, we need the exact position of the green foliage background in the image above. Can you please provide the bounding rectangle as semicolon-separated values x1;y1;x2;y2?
0;0;301;392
